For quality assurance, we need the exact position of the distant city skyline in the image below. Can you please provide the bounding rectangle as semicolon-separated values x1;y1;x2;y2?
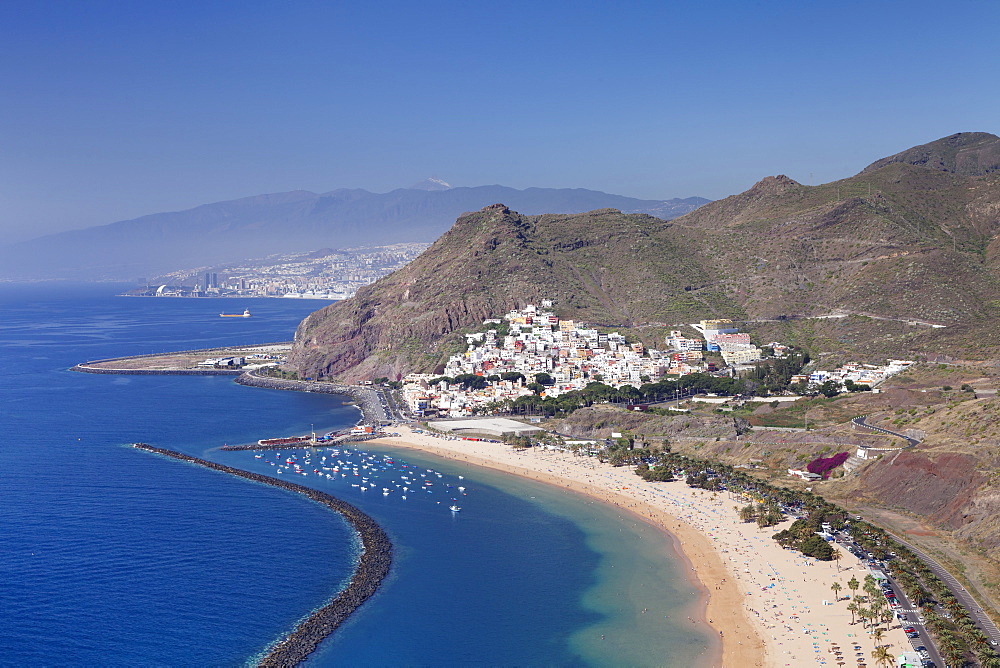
2;0;998;244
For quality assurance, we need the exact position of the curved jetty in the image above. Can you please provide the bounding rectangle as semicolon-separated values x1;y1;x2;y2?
131;443;392;667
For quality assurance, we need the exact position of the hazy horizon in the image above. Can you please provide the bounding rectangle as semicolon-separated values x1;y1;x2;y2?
2;1;998;244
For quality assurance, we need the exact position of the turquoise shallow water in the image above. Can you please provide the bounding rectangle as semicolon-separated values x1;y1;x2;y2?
0;284;714;666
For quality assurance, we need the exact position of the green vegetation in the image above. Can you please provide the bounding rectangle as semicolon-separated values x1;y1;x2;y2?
772;521;834;559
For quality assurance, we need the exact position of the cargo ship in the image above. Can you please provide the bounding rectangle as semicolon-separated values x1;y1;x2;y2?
220;309;251;318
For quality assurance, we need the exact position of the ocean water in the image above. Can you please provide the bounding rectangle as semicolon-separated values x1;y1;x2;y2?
0;284;714;666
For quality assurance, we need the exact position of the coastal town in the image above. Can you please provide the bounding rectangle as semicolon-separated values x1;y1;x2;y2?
123;242;429;300
399;302;913;419
70;315;1000;668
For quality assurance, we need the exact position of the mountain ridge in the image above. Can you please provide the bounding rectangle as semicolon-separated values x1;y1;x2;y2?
862;131;1000;177
0;186;709;281
289;132;1000;382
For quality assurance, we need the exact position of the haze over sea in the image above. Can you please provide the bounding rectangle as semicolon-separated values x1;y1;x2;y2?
0;284;713;666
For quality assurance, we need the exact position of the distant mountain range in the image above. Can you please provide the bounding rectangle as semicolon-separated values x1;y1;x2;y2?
289;132;1000;382
0;184;709;281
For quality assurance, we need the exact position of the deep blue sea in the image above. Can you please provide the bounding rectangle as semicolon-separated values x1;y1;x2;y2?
0;284;714;667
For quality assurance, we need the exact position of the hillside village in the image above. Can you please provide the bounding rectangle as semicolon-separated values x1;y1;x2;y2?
400;302;912;418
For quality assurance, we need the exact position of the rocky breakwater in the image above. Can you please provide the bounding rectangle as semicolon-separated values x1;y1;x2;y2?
130;443;392;667
236;371;389;424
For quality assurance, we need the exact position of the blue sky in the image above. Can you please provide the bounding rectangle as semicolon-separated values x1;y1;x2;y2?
2;0;998;242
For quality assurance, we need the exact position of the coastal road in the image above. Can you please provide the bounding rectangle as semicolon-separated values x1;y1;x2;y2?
889;534;1000;648
833;532;945;667
880;570;945;667
379;387;406;422
843;422;1000;655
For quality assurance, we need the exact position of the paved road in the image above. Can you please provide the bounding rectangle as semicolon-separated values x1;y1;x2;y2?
852;415;921;448
834;532;946;667
889;533;1000;648
851;417;1000;653
376;386;407;422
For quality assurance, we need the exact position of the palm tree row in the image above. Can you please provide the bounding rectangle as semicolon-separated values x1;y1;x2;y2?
626;448;1000;667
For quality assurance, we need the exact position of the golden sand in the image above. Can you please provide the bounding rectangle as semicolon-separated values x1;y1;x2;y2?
369;427;911;667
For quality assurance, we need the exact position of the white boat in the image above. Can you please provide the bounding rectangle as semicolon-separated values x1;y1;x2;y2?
449;505;461;512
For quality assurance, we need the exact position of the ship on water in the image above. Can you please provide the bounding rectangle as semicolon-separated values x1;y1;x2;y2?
220;309;251;318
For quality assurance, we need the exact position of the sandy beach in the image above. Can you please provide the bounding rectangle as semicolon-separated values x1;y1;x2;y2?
368;426;911;668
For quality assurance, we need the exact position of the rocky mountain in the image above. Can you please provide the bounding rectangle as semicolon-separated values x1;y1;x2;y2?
290;132;1000;382
289;204;726;380
0;185;708;281
861;131;1000;177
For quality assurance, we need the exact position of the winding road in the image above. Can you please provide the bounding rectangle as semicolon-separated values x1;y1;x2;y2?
850;415;1000;653
851;414;921;448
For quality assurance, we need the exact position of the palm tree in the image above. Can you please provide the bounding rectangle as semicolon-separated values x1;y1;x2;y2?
847;575;859;599
831;581;843;601
937;630;963;656
941;642;967;668
863;575;880;600
870;645;893;668
831;547;842;572
847;601;858;625
978;652;1000;668
880;608;894;632
871;627;885;647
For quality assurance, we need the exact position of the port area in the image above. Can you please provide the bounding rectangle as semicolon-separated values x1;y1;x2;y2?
71;342;291;375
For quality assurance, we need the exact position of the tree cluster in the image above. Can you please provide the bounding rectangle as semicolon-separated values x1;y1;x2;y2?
739;502;784;528
635;462;675;482
772;520;834;560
